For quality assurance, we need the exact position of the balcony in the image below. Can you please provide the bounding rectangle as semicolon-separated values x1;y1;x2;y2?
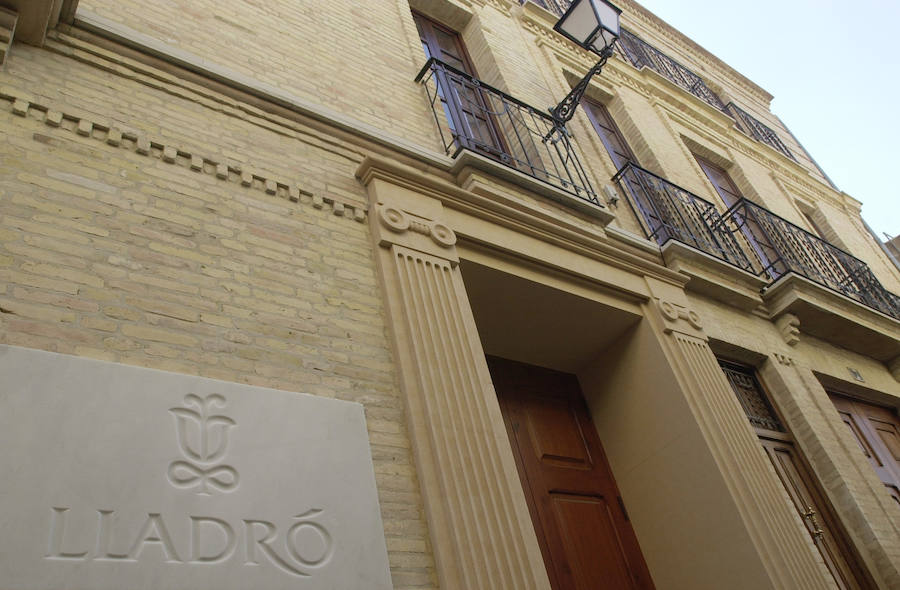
720;199;900;359
416;58;600;206
616;29;726;111
724;103;795;161
615;163;753;272
615;162;766;309
523;1;804;167
526;0;571;15
616;162;900;328
722;199;900;320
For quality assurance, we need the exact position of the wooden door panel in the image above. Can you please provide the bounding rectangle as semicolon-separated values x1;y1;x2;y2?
523;396;592;470
550;493;637;590
836;409;882;468
831;393;900;493
761;438;865;590
488;357;654;590
871;419;900;462
412;12;506;158
719;365;875;589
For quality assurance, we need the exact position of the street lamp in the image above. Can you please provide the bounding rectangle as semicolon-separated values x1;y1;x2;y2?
549;0;622;133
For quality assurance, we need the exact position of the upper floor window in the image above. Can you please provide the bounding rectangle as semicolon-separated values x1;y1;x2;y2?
582;100;637;170
695;155;742;207
413;11;473;74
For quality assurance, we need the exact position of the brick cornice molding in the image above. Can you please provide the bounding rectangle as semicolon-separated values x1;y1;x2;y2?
1;93;366;222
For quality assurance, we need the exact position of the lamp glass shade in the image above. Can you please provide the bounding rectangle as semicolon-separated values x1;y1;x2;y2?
554;0;622;56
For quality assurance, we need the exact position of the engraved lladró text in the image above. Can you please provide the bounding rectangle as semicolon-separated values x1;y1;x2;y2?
42;393;335;579
45;507;334;576
168;394;238;494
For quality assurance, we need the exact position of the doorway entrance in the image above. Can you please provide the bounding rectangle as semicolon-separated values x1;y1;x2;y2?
488;356;655;590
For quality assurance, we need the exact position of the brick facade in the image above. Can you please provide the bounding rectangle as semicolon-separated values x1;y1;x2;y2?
1;1;898;588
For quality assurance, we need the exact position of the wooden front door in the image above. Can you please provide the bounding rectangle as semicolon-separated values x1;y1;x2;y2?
487;357;654;590
759;436;874;589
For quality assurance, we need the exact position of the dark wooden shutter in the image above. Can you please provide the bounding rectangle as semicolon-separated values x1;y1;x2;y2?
582;100;637;170
413;12;472;73
412;12;505;158
830;393;900;507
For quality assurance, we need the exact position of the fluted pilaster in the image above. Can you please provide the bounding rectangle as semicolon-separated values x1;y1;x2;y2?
365;175;550;590
645;283;834;589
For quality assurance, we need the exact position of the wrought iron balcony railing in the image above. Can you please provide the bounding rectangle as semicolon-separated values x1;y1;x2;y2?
523;2;801;165
525;0;570;16
724;103;796;161
617;29;726;111
614;162;755;272
416;57;600;205
721;199;900;320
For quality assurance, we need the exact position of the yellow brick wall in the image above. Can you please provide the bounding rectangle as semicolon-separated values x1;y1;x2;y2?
0;41;436;590
2;1;898;586
77;0;442;154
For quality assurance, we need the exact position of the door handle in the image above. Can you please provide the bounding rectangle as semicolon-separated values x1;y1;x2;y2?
802;506;824;541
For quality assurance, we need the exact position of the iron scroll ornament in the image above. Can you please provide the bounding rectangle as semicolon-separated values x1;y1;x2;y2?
547;43;615;136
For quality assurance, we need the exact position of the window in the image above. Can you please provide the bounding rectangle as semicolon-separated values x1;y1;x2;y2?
695;155;743;207
582;100;637;170
412;12;505;158
801;209;827;240
695;155;776;272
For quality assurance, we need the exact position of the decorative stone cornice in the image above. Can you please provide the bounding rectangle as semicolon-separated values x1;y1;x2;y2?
614;0;773;107
356;153;686;292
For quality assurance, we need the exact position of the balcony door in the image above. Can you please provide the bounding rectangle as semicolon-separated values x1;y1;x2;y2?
583;100;637;171
695;156;774;274
413;12;505;158
488;357;655;590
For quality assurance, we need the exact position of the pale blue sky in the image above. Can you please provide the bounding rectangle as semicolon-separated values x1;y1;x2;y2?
634;0;900;241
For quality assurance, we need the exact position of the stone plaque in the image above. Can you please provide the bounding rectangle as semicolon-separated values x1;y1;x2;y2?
0;345;393;590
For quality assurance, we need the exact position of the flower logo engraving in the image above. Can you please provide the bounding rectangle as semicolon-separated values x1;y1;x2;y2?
167;394;239;494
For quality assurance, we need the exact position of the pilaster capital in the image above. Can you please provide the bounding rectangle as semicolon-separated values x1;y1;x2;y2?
371;201;459;265
652;297;705;338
